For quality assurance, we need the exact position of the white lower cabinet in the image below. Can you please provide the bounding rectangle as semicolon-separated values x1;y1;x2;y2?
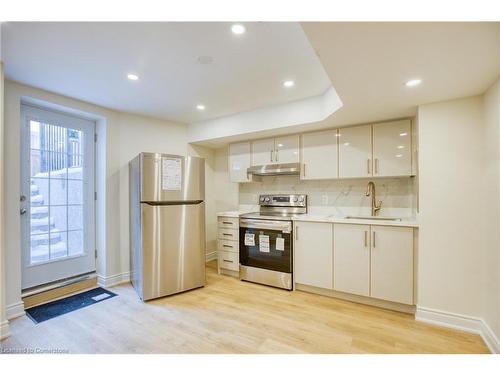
333;224;371;296
217;215;240;276
370;226;414;304
294;222;415;306
294;221;333;289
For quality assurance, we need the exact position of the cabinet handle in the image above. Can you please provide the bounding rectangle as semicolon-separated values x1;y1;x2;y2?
372;231;376;248
270;150;274;162
367;159;371;174
223;244;233;248
222;233;233;237
303;164;306;177
375;158;379;174
295;226;299;241
276;149;279;162
223;259;234;263
222;221;233;225
364;230;368;247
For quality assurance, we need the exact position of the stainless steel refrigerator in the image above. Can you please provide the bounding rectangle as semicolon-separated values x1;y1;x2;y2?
129;153;206;300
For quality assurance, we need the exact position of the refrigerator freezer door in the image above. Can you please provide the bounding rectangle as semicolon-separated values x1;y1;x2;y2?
140;153;205;203
140;201;206;300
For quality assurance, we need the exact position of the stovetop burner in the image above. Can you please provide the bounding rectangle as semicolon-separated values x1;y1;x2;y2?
240;194;307;221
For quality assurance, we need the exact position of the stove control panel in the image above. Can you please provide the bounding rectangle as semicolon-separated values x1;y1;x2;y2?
258;194;307;207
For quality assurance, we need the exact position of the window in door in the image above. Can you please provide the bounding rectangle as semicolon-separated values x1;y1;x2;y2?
21;104;96;289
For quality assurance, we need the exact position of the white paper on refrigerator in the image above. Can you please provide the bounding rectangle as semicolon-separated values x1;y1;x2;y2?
161;157;182;191
259;234;270;253
276;237;285;251
244;232;255;246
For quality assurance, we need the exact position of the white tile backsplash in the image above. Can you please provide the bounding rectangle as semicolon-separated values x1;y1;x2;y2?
239;175;417;218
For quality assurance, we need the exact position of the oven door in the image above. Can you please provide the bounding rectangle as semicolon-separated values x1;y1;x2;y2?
239;219;292;273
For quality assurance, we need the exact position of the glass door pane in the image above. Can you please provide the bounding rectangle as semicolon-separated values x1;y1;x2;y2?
21;104;95;289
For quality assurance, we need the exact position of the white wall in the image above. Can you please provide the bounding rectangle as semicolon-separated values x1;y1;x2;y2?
1;60;10;338
483;78;500;338
417;93;500;341
213;147;239;213
3;80;215;311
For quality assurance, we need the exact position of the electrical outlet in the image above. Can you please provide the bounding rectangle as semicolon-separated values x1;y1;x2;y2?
321;195;329;205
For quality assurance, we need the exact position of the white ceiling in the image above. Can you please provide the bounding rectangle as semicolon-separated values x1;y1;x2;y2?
1;22;332;124
302;22;500;127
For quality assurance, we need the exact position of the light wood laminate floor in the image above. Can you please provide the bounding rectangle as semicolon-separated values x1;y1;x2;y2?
1;262;489;354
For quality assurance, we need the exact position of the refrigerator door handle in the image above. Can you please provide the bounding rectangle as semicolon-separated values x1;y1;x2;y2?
141;200;204;206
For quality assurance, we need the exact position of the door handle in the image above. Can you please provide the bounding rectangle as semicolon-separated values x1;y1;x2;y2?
20;208;27;215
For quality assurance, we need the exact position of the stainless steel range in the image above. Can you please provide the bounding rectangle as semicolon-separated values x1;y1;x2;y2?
239;194;307;290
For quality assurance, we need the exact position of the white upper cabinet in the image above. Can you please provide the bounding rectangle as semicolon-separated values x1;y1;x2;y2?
372;120;412;177
228;142;251;182
274;135;300;164
338;124;372;178
370;226;414;304
251;135;299;166
294;221;333;289
251;138;275;166
301;129;338;180
333;224;371;296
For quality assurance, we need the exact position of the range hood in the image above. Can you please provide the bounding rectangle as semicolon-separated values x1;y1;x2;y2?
247;163;301;176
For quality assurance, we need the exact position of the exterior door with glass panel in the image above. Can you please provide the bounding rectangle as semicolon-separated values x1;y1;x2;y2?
20;104;95;289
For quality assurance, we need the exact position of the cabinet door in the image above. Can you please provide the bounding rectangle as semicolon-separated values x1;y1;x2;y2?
333;224;370;296
229;142;251;182
294;221;333;289
301;130;338;180
251;138;275;166
372;120;412;177
370;226;414;304
274;135;299;164
338;125;372;178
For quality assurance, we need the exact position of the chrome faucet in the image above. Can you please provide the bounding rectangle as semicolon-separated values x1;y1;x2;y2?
365;181;382;216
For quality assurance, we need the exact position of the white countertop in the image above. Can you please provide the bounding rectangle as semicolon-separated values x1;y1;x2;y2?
217;211;418;227
290;214;419;227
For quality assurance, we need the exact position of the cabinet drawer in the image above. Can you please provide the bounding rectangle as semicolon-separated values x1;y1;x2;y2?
218;251;239;271
218;239;239;253
218;216;239;229
218;228;239;241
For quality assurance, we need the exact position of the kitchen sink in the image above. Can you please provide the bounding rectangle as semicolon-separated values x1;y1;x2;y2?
343;215;402;221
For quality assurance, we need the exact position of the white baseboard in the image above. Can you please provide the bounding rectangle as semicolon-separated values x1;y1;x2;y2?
0;320;10;340
206;251;217;262
6;301;25;320
416;306;500;354
97;271;130;288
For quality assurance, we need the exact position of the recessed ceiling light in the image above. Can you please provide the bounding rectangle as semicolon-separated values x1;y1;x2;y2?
231;24;246;35
196;104;206;111
396;154;403;158
127;73;139;81
405;79;422;87
283;80;295;88
400;132;407;137
397;145;405;149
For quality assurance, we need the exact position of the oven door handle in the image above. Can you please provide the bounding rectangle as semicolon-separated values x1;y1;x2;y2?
239;219;292;232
